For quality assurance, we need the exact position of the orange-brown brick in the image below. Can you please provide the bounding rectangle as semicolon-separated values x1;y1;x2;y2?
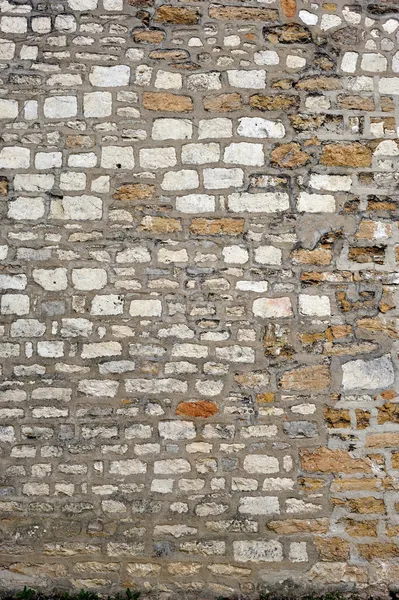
281;0;297;18
176;401;218;418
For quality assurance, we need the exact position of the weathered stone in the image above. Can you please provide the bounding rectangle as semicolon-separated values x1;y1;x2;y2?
314;537;350;561
132;29;165;44
143;92;193;112
176;401;218;418
203;93;242;113
281;0;296;19
267;518;329;534
342;355;394;391
300;447;371;474
154;5;199;24
209;6;279;21
250;94;299;112
263;23;311;44
320;143;372;167
114;183;154;201
279;365;330;391
271;143;310;168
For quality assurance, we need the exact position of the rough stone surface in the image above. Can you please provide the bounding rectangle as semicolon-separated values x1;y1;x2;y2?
0;0;398;596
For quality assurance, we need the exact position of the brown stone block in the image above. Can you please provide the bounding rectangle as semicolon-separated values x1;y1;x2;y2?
348;246;385;265
358;542;399;560
264;23;312;44
320;143;372;167
132;28;165;44
279;364;330;391
203;93;242;112
344;520;378;538
295;76;340;91
357;317;399;339
154;5;200;24
378;403;399;425
281;0;296;18
331;478;378;492
300;447;371;474
302;271;353;284
298;477;326;491
66;135;95;148
190;218;244;236
114;183;155;201
386;524;399;537
176;400;218;418
346;497;386;514
367;432;399;447
234;371;269;389
271;142;310;168
149;49;189;61
337;95;375;111
0;177;8;196
143;92;193;112
139;216;181;233
209;5;279;22
356;409;371;430
256;392;275;404
291;248;332;265
324;408;350;428
314;537;350;561
267;518;330;534
250;93;299;112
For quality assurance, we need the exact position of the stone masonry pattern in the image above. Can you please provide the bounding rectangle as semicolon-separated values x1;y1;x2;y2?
1;0;399;595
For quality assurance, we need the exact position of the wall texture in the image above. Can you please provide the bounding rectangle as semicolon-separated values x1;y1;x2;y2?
1;0;399;595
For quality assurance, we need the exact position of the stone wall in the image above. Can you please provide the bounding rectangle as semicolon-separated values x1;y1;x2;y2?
1;0;399;595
